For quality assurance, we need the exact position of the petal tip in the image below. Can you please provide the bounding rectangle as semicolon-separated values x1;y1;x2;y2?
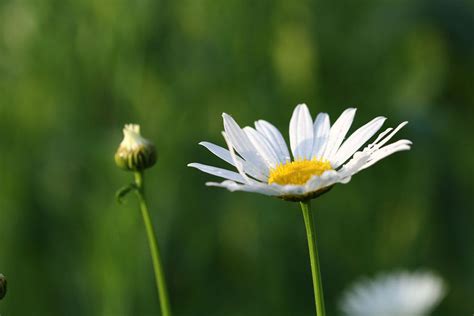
294;103;309;112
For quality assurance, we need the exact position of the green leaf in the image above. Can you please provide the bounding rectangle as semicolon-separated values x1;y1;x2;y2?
115;184;137;204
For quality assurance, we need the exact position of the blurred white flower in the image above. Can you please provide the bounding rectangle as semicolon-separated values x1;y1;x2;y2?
189;103;411;201
339;271;446;316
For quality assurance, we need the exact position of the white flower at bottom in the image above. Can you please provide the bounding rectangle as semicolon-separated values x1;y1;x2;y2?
188;103;411;201
339;271;446;316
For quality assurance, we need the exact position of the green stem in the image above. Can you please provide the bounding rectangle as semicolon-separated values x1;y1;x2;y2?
134;171;172;316
300;201;326;316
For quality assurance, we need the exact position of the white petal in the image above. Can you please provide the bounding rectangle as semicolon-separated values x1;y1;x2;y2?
223;113;269;176
255;120;291;163
199;141;236;166
361;139;412;170
339;175;352;184
369;127;393;148
322;108;357;163
289;103;314;160
188;163;247;183
206;180;281;196
243;127;280;168
274;184;307;196
333;116;386;168
336;151;372;178
304;170;341;193
312;113;331;159
221;131;254;184
198;141;267;181
374;121;408;148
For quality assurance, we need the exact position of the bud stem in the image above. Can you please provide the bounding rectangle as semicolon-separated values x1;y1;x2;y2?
134;171;172;316
300;201;326;316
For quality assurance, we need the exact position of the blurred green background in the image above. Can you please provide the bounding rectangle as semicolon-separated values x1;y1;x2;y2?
0;0;473;315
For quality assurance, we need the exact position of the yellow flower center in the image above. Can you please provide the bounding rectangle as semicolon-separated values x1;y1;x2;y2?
268;159;333;185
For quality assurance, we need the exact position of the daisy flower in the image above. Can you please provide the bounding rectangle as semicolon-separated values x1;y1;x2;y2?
339;271;446;316
188;103;411;316
188;103;411;201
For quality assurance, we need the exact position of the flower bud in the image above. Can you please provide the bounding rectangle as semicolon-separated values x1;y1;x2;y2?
0;274;6;300
115;124;157;171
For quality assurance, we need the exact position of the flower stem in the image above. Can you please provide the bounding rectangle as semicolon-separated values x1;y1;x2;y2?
300;201;326;316
134;171;172;316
